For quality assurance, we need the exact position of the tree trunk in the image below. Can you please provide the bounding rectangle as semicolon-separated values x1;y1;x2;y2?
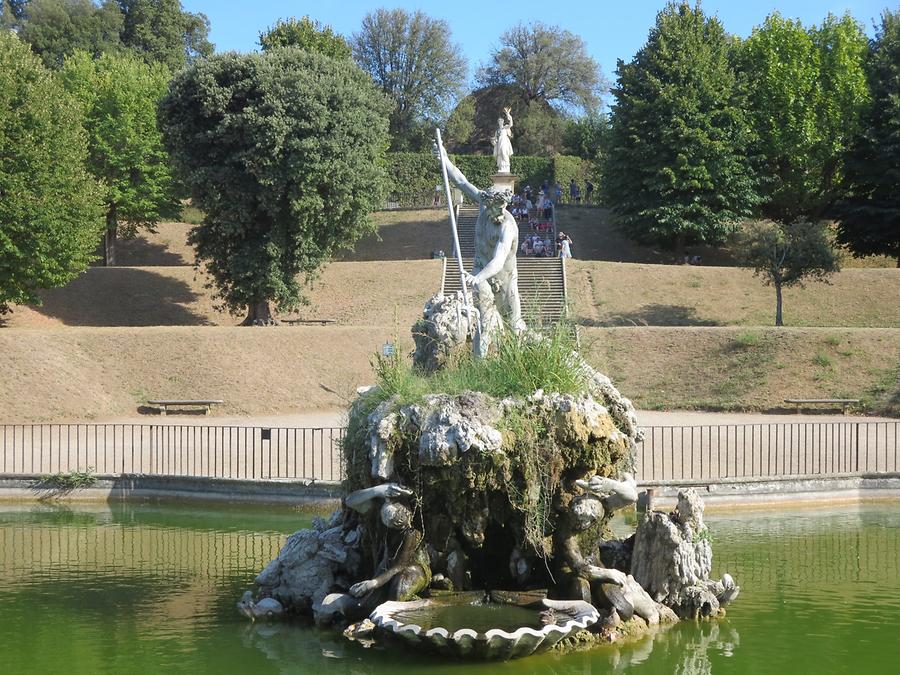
242;298;277;326
104;208;117;266
775;282;783;327
675;234;686;263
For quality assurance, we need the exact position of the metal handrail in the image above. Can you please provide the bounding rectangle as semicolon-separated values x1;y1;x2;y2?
1;421;896;485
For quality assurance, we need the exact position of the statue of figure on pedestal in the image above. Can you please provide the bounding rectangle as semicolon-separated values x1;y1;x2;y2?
492;107;514;174
434;143;526;343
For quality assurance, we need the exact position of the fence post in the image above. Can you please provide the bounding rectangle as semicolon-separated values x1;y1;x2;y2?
854;422;860;473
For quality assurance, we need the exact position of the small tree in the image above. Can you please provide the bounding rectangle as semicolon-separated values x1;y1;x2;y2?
259;16;350;59
834;10;900;266
734;220;840;326
159;48;390;325
60;50;179;265
0;32;103;313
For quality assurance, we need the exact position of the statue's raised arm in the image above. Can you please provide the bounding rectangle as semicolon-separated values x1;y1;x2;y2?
433;142;481;203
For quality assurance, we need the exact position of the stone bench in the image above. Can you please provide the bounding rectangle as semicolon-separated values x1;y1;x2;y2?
147;399;224;416
281;317;336;326
784;398;860;414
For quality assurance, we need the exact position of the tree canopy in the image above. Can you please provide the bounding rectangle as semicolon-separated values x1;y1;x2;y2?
159;48;391;324
603;1;757;249
117;0;212;71
60;50;180;265
351;8;466;150
563;113;610;161
739;12;869;222
258;15;350;59
734;220;840;326
17;0;123;68
443;84;564;156
834;10;900;266
0;32;103;313
476;22;605;114
13;0;211;70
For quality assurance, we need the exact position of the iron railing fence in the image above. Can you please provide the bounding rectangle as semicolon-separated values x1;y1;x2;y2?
0;421;896;484
0;424;344;482
635;421;899;482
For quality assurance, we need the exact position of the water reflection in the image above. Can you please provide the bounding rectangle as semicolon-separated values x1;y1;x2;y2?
235;610;742;675
1;503;898;674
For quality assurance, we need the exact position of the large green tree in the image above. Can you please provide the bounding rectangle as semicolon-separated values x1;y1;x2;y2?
159;48;390;325
351;8;466;150
60;50;179;265
117;0;212;71
834;10;900;266
603;2;756;249
734;220;840;326
477;21;605;113
0;32;103;313
258;15;350;59
739;12;869;222
14;0;211;70
17;0;124;68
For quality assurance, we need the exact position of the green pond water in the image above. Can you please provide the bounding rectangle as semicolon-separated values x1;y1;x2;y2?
1;501;899;674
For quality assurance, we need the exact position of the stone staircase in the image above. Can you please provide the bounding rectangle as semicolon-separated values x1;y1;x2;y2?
454;205;550;256
454;205;478;257
442;203;567;327
440;256;567;326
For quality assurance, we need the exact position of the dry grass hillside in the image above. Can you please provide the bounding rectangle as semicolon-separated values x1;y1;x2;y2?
1;210;897;423
105;208;896;267
0;326;896;423
581;327;899;413
2;261;442;329
3;260;895;330
0;326;400;422
567;262;900;328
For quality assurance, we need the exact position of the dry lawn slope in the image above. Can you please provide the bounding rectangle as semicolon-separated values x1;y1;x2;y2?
0;326;412;423
0;325;896;423
568;262;900;328
2;261;442;329
581;327;900;413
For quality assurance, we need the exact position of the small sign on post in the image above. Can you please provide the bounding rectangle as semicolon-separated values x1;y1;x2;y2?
382;341;395;357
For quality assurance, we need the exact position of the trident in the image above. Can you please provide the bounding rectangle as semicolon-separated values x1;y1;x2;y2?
435;128;481;349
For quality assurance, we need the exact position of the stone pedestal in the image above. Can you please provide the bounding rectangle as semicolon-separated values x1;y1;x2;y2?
491;172;517;193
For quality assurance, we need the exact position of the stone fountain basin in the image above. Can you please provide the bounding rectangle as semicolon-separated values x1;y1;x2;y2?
369;595;600;660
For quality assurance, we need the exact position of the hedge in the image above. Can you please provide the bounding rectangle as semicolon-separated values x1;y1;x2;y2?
384;153;594;207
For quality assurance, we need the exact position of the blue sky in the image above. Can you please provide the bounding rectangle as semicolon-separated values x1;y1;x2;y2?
182;1;887;87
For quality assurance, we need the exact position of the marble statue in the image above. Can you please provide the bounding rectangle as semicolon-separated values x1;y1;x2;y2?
492;107;514;173
575;473;638;515
345;483;430;604
434;143;526;342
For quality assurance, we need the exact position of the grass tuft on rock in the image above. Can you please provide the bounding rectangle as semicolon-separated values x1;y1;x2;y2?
371;321;589;408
